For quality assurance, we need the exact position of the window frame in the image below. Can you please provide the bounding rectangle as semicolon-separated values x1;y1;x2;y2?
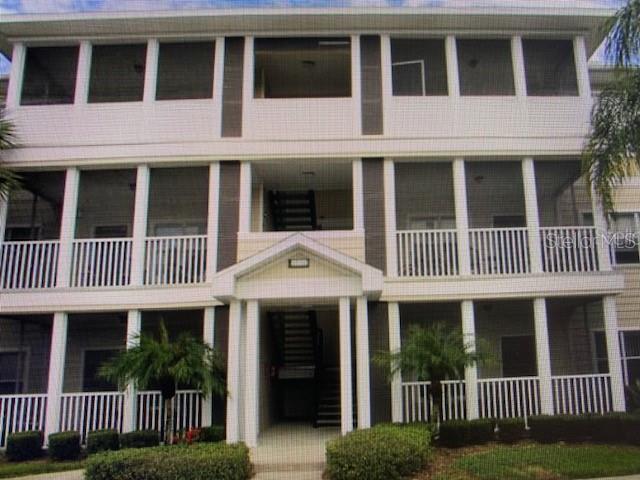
0;350;29;395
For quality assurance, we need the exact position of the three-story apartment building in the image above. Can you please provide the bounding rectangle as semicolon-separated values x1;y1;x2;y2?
0;5;637;449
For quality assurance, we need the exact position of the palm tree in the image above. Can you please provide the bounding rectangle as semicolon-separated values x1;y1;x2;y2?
99;321;226;444
0;108;20;200
374;323;482;424
583;0;640;211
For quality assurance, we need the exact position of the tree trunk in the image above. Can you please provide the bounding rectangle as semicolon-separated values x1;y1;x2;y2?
431;379;443;429
164;397;174;445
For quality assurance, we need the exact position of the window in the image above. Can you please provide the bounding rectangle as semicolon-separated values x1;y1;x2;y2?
592;331;609;374
4;226;42;241
94;225;128;238
254;37;351;98
390;39;447;96
622;331;640;386
502;336;537;377
523;39;578;96
156;42;215;100
21;46;79;105
610;213;640;264
493;215;526;228
83;349;119;392
0;352;26;395
153;223;204;236
88;44;147;103
457;39;515;96
408;216;455;230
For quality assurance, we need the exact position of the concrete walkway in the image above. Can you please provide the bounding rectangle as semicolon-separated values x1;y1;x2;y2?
5;471;84;480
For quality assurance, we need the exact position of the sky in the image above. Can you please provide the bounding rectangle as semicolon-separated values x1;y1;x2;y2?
0;0;624;73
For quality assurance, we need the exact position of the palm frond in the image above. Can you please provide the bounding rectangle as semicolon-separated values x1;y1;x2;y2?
605;0;640;68
0;108;20;199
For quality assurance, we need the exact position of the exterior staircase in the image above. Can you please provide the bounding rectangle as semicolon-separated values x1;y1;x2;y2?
315;368;340;427
271;311;318;379
268;190;317;231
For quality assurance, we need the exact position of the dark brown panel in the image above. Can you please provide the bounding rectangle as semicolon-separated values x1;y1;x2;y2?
360;35;383;135
216;162;240;271
369;302;391;425
211;305;229;426
221;37;245;137
363;158;386;272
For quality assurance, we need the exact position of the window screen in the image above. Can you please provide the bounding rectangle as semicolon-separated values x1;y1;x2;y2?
83;349;119;392
21;46;79;105
502;336;537;377
523;39;578;96
457;39;515;96
156;42;215;100
89;44;147;103
391;39;447;96
0;352;25;395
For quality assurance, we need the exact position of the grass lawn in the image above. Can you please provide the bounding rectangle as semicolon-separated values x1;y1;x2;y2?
0;455;85;479
420;443;640;480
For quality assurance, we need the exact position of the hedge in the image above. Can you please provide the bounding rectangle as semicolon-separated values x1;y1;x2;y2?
48;431;81;461
529;414;640;445
325;424;432;480
438;419;495;447
120;430;160;449
87;430;120;454
199;425;225;443
5;431;43;462
496;418;527;444
85;443;251;480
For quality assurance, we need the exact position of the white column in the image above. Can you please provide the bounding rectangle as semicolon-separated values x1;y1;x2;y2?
6;42;26;110
591;187;612;272
355;296;371;429
511;36;527;98
533;298;554;415
350;34;363;134
201;307;216;428
0;196;8;248
143;39;160;103
573;36;592;99
213;37;226;132
339;297;354;435
238;161;252;234
380;35;393;131
603;296;626;412
130;165;150;285
244;300;260;447
445;36;460;98
388;302;403;423
461;301;479;419
44;312;68;441
122;310;141;432
56;168;80;288
352;159;364;232
74;41;92;105
206;162;220;282
383;159;398;277
453;158;471;276
522;158;543;273
242;36;254;118
226;300;242;443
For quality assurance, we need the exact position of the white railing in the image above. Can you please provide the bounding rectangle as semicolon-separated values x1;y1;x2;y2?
396;230;459;277
0;241;59;290
541;227;599;273
144;235;207;286
60;392;124;443
401;380;466;423
0;394;47;448
136;390;202;435
552;374;612;415
71;238;132;288
477;377;541;419
470;228;530;276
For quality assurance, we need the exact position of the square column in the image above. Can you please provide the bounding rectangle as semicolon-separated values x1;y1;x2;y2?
445;36;460;98
74;41;92;105
143;39;159;103
573;36;592;99
355;296;371;429
202;307;216;427
226;300;243;443
339;297;354;435
130;165;150;285
533;298;554;415
388;302;403;423
461;301;479;419
352;159;364;232
511;36;527;98
603;296;626;412
452;158;471;276
122;310;141;432
238;162;252;234
44;313;68;441
0;196;8;250
522;158;544;273
383;159;398;276
56;168;80;288
5;42;26;110
206;162;221;281
244;300;260;447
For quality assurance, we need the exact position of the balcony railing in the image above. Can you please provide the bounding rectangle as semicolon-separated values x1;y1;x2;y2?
0;394;47;449
71;238;132;288
0;240;59;290
552;373;612;415
541;227;599;273
477;377;541;419
136;390;202;435
401;380;466;423
396;230;458;277
144;235;207;286
60;392;124;443
469;227;531;276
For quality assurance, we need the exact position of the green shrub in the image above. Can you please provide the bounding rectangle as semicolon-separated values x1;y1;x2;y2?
528;413;640;445
5;431;43;461
120;430;160;449
87;429;120;454
438;419;495;447
325;423;431;480
199;425;224;443
48;431;81;461
496;418;527;443
85;442;251;480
